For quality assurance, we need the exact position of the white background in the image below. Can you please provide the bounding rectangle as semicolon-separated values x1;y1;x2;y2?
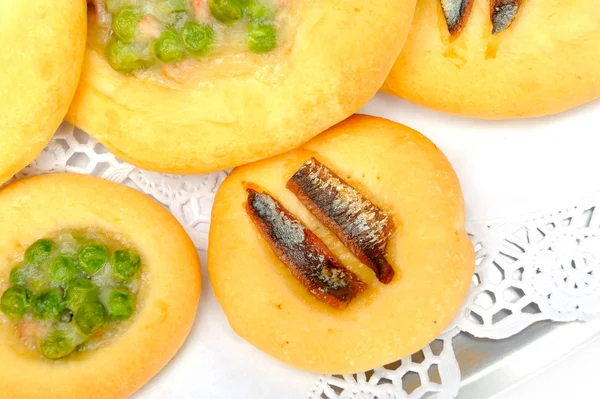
495;336;600;399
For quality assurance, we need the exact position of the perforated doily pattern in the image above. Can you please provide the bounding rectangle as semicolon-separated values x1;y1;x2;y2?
457;201;600;340
308;327;462;399
12;123;600;398
16;123;227;251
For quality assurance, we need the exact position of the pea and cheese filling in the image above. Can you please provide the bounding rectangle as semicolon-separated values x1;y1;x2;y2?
0;229;143;360
90;0;289;74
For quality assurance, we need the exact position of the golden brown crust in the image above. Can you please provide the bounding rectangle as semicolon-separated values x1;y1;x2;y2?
0;174;201;399
0;0;87;185
208;114;474;374
66;0;417;174
383;0;600;119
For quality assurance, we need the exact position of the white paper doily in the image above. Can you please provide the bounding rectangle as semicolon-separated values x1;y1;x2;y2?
10;110;600;398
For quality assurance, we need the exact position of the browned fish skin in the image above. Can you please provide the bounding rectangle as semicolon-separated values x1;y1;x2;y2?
491;0;520;34
441;0;475;37
246;189;366;309
287;158;396;284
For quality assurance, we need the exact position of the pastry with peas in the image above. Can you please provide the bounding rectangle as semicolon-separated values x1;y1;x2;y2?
67;0;417;174
0;174;201;399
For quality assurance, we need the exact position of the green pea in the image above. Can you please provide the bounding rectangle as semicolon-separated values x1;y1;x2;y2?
9;266;47;295
0;286;30;319
38;330;76;359
32;290;65;321
153;30;185;63
77;243;109;275
248;22;277;54
246;0;274;20
160;0;189;13
65;278;99;310
111;249;141;281
106;38;150;73
181;22;214;57
24;267;48;295
48;255;79;287
9;264;27;286
25;239;55;266
112;6;142;43
106;288;136;320
74;302;107;335
208;0;247;24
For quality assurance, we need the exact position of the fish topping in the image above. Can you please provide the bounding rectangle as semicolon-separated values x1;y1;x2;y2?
440;0;474;36
491;0;520;34
246;189;366;309
287;158;396;284
440;0;522;37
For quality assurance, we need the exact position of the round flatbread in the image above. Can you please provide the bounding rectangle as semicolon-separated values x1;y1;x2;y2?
0;174;201;399
0;0;87;185
209;114;474;373
67;0;417;174
383;0;600;119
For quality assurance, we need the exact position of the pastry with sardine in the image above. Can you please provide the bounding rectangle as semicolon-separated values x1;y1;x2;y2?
383;0;600;119
208;114;474;373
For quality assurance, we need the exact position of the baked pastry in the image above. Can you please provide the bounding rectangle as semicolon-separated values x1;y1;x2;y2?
0;174;201;398
67;0;417;174
0;0;87;185
383;0;600;119
209;114;474;373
